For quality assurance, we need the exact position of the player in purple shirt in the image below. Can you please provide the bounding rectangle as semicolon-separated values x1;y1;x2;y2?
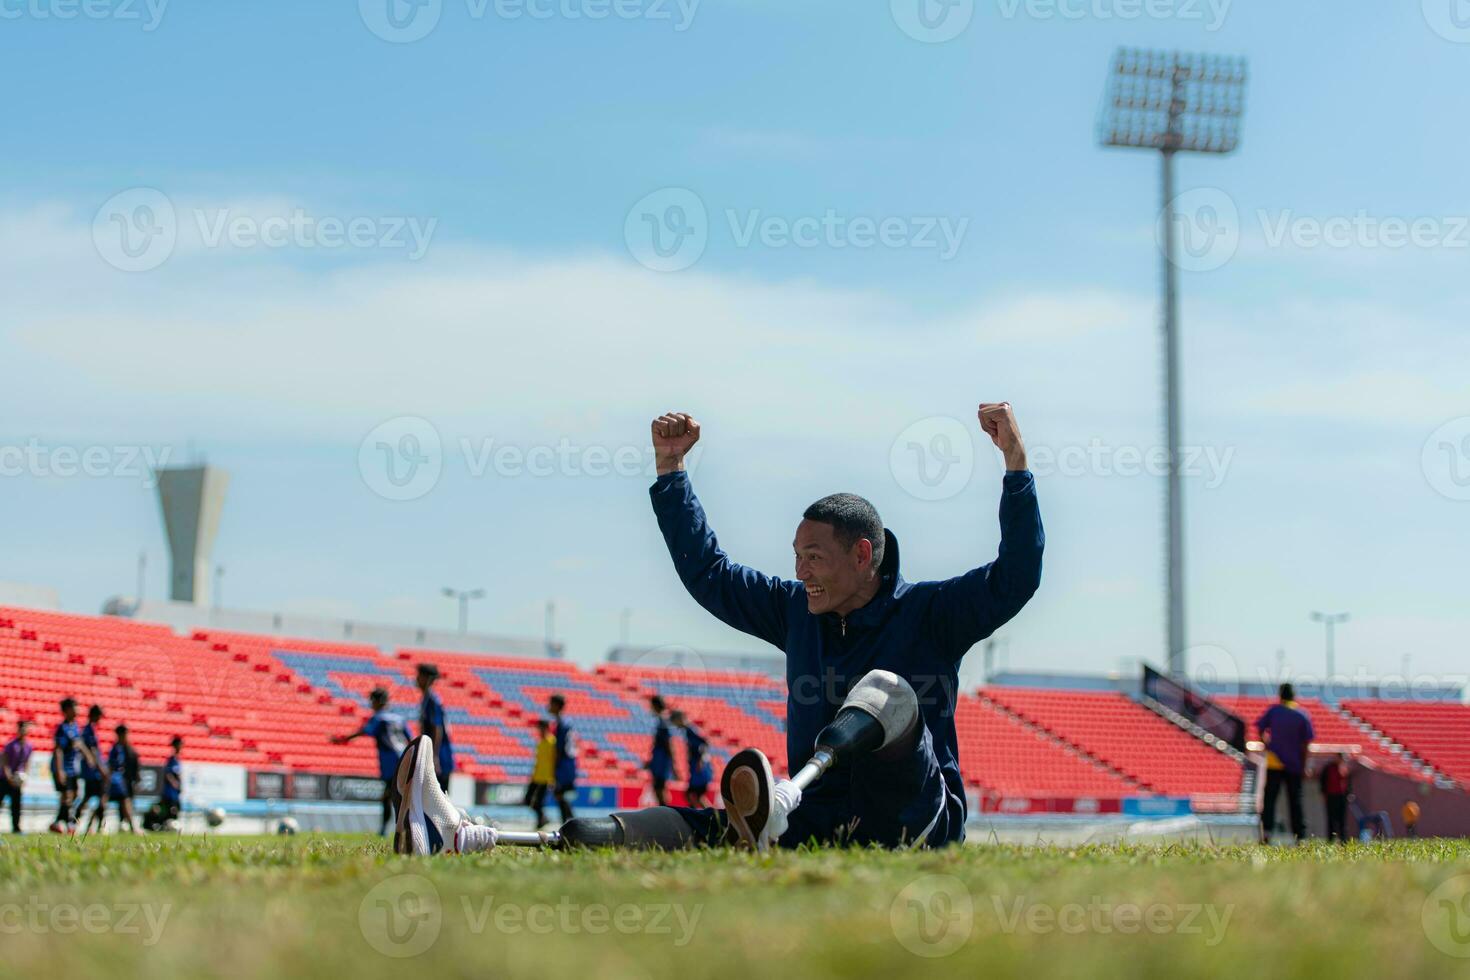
1;720;33;833
1257;683;1316;843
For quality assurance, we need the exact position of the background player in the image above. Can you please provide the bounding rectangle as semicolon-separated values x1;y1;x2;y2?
416;664;454;792
647;695;673;806
75;704;109;829
546;694;576;823
332;687;411;835
49;698;83;834
670;710;713;808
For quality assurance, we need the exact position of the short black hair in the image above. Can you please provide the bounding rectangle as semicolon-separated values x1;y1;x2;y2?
548;694;566;710
650;695;666;712
115;724;129;737
89;704;104;721
417;663;440;681
1279;683;1295;702
535;719;549;732
369;687;389;706
171;736;184;749
803;493;884;569
59;697;76;712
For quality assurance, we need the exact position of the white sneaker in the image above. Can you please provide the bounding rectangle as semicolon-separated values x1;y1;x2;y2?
392;736;498;855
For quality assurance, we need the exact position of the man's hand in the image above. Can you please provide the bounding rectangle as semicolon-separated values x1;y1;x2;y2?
652;412;700;476
978;402;1028;472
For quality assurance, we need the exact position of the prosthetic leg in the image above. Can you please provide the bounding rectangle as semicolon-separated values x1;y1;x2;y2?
489;669;919;852
392;671;918;855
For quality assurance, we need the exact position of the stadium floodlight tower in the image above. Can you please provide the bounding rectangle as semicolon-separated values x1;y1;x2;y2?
1098;49;1248;678
155;464;230;606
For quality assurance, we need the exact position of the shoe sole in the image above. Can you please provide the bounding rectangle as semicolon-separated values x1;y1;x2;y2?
720;748;772;850
391;738;423;855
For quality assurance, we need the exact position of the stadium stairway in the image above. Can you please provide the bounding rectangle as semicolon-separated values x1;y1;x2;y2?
1338;699;1470;787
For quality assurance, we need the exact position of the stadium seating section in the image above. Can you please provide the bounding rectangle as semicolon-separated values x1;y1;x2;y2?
1;606;1464;802
978;687;1246;797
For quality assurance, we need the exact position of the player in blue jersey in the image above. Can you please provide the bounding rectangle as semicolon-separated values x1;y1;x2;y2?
161;736;183;821
333;687;411;834
87;725;140;835
647;696;674;806
546;694;576;822
416;664;454;792
670;710;714;808
49;698;83;834
75;704;109;828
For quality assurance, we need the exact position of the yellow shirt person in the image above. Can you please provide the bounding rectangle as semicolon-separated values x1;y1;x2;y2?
532;730;557;786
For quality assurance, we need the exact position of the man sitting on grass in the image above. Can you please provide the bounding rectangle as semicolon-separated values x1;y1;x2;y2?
392;404;1043;855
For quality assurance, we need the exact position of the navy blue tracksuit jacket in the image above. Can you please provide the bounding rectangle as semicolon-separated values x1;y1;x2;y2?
649;469;1044;847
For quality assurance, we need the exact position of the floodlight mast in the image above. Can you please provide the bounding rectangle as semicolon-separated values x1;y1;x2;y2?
1098;50;1248;678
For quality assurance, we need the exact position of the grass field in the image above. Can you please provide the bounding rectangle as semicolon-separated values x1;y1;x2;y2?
3;834;1470;979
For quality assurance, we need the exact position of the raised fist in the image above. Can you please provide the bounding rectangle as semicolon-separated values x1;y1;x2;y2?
652;412;701;475
978;402;1028;472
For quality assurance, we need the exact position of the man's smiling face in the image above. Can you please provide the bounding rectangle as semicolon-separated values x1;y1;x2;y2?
793;518;874;616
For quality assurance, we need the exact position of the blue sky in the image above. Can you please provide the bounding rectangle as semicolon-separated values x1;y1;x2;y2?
2;0;1467;692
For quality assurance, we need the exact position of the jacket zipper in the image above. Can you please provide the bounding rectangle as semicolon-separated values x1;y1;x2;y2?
840;617;846;637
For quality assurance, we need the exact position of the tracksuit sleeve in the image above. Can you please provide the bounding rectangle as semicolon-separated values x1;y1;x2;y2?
926;470;1045;657
649;471;792;650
